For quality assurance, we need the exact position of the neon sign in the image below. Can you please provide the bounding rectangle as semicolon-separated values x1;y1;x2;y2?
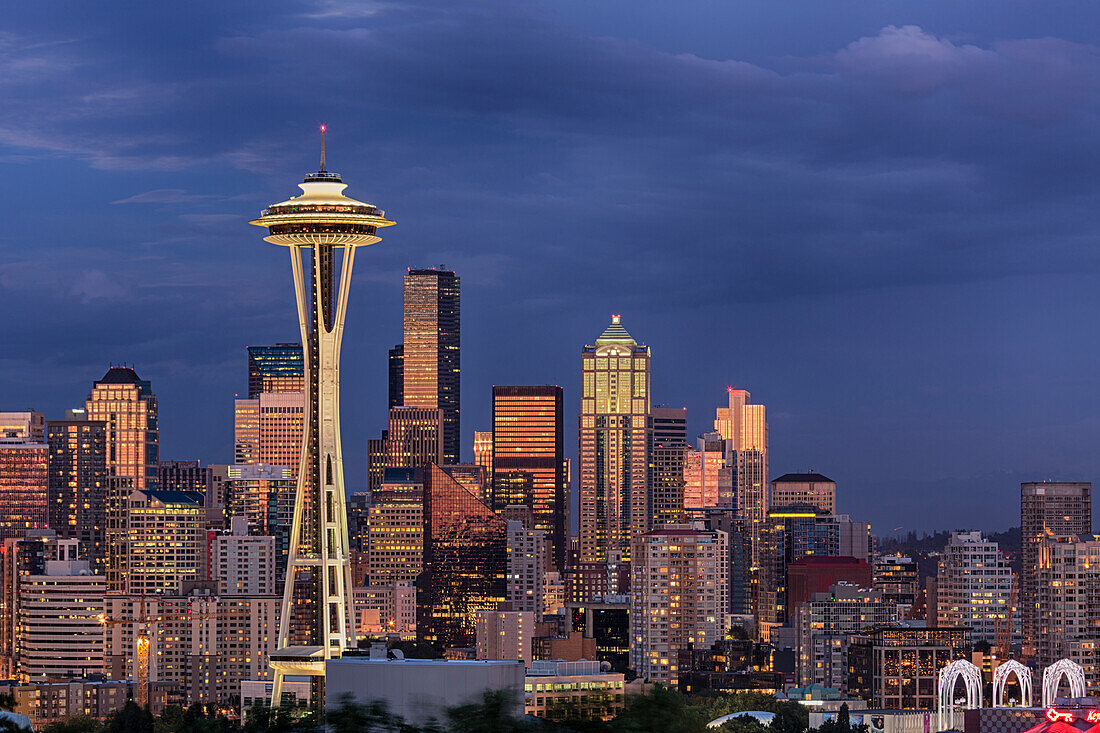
1045;708;1100;723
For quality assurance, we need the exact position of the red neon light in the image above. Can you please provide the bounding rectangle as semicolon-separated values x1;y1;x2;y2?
1087;712;1100;723
1047;709;1074;723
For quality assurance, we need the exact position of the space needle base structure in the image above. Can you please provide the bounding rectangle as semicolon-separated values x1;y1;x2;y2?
250;129;394;715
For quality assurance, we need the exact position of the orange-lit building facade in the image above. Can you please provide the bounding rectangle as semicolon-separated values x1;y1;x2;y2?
84;367;158;593
473;430;493;477
715;389;767;568
683;433;733;510
418;464;506;651
0;442;48;541
492;386;566;570
579;316;650;565
402;268;460;464
46;419;106;570
246;343;304;399
233;392;304;472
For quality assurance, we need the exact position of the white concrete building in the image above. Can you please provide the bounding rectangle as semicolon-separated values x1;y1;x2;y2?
629;525;728;683
213;517;276;595
506;520;547;622
936;531;1014;643
18;555;105;680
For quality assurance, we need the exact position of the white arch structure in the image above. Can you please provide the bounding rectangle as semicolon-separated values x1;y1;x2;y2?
993;660;1033;707
1042;659;1087;707
939;659;984;731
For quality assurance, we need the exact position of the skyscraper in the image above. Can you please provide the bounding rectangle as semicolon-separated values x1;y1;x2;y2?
578;315;651;564
233;392;305;470
247;344;304;398
46;418;106;570
85;366;159;593
418;463;506;651
683;432;733;509
1020;481;1091;653
0;434;48;542
387;345;403;409
492;386;566;570
249;134;395;711
715;389;767;569
473;430;493;478
125;489;205;595
383;406;443;470
629;525;728;683
935;531;1014;644
402;268;460;463
650;407;687;527
771;473;836;514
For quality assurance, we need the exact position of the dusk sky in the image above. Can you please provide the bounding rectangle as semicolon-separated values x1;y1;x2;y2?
4;0;1100;533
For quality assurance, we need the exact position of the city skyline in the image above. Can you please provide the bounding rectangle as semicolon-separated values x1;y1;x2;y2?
7;1;1100;533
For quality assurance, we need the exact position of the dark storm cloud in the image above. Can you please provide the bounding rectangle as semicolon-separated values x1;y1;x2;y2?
3;0;1100;529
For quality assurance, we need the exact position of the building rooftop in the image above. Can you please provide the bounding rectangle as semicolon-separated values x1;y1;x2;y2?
96;366;145;385
594;315;636;345
773;473;834;484
138;490;205;506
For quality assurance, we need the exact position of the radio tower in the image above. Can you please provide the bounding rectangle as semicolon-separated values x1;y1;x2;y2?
250;127;395;715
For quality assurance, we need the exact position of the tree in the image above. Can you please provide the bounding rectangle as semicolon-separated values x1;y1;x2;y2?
43;716;104;733
325;695;411;733
106;703;154;733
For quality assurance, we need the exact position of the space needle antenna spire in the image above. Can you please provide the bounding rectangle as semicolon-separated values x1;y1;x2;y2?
319;124;327;172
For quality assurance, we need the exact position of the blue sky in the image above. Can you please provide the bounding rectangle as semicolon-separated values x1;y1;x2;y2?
3;0;1100;532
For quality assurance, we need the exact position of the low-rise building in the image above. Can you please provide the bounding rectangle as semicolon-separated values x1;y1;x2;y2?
524;659;624;721
0;679;178;727
476;609;535;665
676;639;782;695
325;653;524;725
846;626;970;710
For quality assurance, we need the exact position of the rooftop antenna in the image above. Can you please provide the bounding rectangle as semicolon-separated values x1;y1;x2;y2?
319;125;327;172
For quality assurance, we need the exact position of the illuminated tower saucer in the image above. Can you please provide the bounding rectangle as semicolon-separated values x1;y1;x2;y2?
250;128;394;713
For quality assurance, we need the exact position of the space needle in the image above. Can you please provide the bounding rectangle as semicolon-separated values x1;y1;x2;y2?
250;127;395;714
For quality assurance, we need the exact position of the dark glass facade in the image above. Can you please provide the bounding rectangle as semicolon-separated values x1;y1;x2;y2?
388;344;403;409
46;420;106;569
491;385;566;571
246;343;304;398
418;463;505;651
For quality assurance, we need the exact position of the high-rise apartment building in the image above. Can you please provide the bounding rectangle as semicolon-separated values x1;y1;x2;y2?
492;386;566;570
233;392;304;470
0;532;76;677
873;555;919;612
1021;482;1091;652
1035;533;1100;687
507;520;548;622
18;549;105;681
0;433;48;542
714;389;767;569
418;464;506;651
936;531;1014;644
46;418;106;570
247;343;304;398
0;413;45;442
402;268;460;464
85;366;158;593
125;489;204;596
475;609;535;666
214;517;276;595
795;583;896;692
474;431;493;478
629;525;728;683
771;473;836;514
579;316;651;564
104;590;279;706
650;407;687;527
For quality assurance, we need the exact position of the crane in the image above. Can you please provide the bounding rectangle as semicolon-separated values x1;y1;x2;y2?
100;597;250;709
994;575;1018;656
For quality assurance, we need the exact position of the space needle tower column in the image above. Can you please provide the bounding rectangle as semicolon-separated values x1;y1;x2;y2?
250;128;395;714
